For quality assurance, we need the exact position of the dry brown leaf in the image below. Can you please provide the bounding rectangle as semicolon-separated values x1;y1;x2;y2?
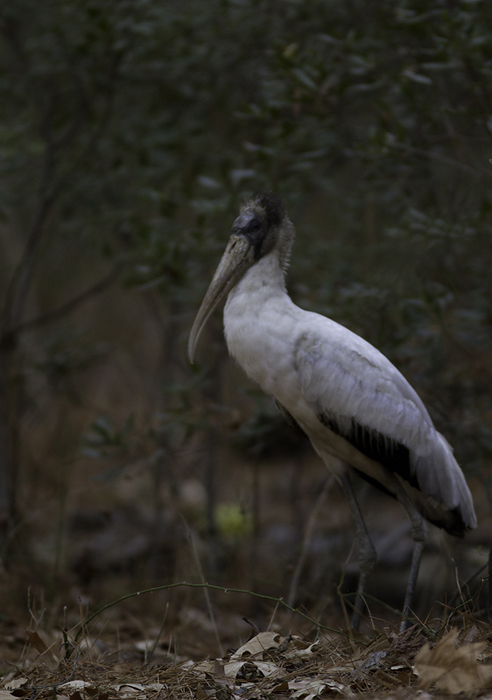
67;692;83;700
25;629;48;654
57;681;98;699
58;682;93;692
191;661;215;675
223;660;281;679
3;680;28;692
284;641;320;659
111;683;163;700
195;683;210;699
0;692;16;700
112;684;146;693
351;646;361;662
464;624;480;645
1;674;15;689
231;631;283;659
288;679;332;700
385;625;425;661
414;628;492;694
25;629;59;671
271;680;289;692
223;661;252;679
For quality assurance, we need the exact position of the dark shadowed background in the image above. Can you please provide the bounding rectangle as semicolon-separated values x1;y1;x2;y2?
0;0;491;642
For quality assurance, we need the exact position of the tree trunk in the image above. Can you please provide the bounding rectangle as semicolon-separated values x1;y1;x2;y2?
0;340;21;559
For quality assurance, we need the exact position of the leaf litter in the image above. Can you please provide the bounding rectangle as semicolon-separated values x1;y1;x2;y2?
4;617;492;700
414;628;492;694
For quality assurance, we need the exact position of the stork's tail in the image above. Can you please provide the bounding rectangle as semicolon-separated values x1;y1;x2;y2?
412;431;477;536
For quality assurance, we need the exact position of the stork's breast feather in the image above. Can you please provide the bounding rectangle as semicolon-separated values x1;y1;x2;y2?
224;288;302;399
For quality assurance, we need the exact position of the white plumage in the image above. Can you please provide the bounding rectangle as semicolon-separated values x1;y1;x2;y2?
189;192;477;629
224;253;475;530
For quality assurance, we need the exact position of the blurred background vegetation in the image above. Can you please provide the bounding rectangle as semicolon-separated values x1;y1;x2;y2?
0;0;491;630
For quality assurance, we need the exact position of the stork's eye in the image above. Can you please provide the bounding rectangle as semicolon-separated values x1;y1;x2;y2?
248;218;261;233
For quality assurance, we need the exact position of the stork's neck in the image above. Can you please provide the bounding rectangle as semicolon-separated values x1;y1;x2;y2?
228;250;288;304
223;250;296;396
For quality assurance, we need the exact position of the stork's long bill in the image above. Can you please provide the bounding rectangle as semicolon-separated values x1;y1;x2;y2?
188;236;255;363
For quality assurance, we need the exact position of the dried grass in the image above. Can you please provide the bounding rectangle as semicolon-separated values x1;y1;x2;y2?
3;595;492;700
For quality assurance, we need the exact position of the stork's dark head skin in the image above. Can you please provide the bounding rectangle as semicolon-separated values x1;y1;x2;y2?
188;192;293;363
238;192;286;231
231;192;286;261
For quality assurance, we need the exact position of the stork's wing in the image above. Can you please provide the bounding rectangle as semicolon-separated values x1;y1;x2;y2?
294;319;476;530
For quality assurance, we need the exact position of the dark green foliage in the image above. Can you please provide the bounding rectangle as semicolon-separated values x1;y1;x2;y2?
0;0;491;571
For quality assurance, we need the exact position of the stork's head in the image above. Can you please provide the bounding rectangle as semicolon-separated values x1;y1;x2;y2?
188;192;293;362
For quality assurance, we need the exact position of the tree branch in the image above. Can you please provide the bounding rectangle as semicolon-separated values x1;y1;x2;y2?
4;261;125;339
389;140;492;178
1;147;56;334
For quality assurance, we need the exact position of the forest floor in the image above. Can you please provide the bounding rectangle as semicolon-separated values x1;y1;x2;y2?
1;432;489;699
1;588;492;700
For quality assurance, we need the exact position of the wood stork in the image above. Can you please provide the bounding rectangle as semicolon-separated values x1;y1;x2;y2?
188;192;477;630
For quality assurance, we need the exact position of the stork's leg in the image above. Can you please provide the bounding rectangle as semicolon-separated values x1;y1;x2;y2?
341;473;377;631
381;472;428;631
